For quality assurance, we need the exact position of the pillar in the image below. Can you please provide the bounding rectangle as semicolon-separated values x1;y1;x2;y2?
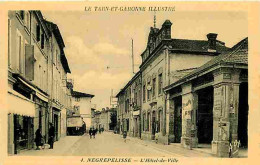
181;83;198;148
212;69;240;157
166;93;175;143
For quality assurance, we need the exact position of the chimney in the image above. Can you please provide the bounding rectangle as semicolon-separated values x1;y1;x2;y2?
207;33;218;52
162;20;172;39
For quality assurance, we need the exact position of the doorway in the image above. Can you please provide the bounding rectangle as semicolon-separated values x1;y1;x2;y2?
197;86;213;144
151;111;156;140
238;82;248;148
174;96;182;143
54;114;58;141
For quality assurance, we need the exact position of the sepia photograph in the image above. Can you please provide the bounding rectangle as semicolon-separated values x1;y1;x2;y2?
1;1;259;164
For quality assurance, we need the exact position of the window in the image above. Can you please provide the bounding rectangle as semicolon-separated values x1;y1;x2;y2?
125;99;129;113
158;110;162;132
41;34;44;49
143;113;146;131
143;84;146;102
36;24;40;42
127;119;129;131
38;65;42;87
152;78;156;97
26;12;30;29
134;88;137;106
147;81;151;100
75;97;80;102
19;10;24;20
158;73;163;95
8;19;11;68
17;32;24;74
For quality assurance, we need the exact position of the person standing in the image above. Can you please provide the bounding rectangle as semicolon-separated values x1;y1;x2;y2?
93;128;97;139
89;128;93;139
123;131;127;143
48;123;55;149
35;128;43;150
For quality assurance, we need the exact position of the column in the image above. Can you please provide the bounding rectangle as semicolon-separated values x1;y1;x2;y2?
166;93;175;143
211;69;240;157
181;83;198;149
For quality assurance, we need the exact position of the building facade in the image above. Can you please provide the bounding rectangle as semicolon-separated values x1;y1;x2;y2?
139;20;229;144
164;38;248;157
71;91;94;130
116;19;248;157
93;108;117;131
7;10;72;155
116;71;142;137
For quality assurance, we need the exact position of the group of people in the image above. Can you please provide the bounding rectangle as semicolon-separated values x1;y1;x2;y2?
35;123;55;150
88;127;104;139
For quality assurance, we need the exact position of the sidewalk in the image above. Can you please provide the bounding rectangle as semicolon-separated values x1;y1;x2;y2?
18;135;83;156
118;132;248;158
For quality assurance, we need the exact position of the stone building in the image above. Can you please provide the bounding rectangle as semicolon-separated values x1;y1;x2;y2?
139;20;230;144
93;108;117;131
164;38;248;157
71;91;94;130
45;20;72;140
116;71;142;137
7;10;72;155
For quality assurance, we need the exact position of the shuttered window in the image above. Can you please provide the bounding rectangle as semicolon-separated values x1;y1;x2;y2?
25;44;34;80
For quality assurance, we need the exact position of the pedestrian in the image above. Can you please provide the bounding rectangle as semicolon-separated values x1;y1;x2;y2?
35;128;43;150
48;123;55;149
99;128;101;134
93;128;97;138
89;127;93;139
123;131;127;143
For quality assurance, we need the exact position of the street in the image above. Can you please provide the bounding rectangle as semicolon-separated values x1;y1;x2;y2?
19;132;216;157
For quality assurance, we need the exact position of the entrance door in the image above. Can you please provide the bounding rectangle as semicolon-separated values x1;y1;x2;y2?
197;87;213;144
54;114;58;141
151;111;156;140
174;97;182;143
238;82;248;148
174;106;182;143
13;115;19;154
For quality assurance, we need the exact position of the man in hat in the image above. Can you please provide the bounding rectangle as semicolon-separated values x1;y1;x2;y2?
48;123;55;149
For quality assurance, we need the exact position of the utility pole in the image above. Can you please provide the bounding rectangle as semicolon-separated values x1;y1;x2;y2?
131;38;134;74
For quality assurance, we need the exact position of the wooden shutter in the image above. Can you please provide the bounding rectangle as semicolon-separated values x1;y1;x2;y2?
25;44;34;81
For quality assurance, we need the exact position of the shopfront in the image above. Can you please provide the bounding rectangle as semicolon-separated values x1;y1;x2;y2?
8;91;35;155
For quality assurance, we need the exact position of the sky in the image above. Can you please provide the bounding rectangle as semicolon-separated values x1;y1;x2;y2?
42;10;248;110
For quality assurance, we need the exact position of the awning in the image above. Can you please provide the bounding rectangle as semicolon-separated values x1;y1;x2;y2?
8;91;35;117
18;77;49;102
36;92;48;102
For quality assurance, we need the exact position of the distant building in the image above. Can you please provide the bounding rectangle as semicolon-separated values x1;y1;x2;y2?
116;71;142;137
71;91;94;130
93;108;117;131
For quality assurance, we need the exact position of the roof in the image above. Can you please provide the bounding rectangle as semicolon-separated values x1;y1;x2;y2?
169;39;230;53
164;37;248;91
116;71;141;97
60;52;71;73
72;91;95;98
170;68;198;82
45;20;71;73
